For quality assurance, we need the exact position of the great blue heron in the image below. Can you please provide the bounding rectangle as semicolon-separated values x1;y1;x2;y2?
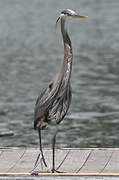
34;9;87;173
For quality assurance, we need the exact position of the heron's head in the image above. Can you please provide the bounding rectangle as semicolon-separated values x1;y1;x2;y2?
56;9;88;24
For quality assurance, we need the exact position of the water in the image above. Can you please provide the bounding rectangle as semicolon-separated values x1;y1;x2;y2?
0;0;119;148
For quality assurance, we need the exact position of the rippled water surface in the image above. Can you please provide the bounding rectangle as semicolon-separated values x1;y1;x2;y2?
0;0;119;148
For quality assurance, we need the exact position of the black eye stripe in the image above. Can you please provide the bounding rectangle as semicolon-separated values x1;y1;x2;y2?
61;12;71;16
61;11;67;14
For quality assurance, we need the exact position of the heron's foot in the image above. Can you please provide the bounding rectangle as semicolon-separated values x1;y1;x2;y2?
31;170;50;176
51;169;64;173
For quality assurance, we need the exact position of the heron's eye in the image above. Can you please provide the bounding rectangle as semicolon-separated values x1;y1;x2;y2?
62;13;72;17
61;10;71;16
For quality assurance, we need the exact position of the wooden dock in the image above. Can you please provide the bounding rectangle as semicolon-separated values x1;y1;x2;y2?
0;147;119;179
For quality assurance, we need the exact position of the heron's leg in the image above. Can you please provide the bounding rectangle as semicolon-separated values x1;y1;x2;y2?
34;128;47;167
38;128;47;167
52;124;58;173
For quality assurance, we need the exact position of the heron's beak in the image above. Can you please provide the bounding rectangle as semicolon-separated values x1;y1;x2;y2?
74;15;88;19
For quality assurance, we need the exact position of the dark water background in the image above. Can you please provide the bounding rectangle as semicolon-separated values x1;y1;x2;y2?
0;0;119;148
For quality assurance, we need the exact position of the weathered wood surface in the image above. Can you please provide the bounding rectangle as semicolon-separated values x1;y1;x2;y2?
0;148;119;175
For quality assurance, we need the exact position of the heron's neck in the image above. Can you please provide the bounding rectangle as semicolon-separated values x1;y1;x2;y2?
60;18;73;79
53;18;73;88
61;19;72;55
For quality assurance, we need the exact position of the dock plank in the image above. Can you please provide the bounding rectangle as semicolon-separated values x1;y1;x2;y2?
0;148;119;175
0;148;26;173
79;149;113;173
9;149;39;173
59;149;91;172
103;150;119;173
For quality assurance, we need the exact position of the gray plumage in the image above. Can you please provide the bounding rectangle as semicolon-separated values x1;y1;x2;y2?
33;9;87;173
